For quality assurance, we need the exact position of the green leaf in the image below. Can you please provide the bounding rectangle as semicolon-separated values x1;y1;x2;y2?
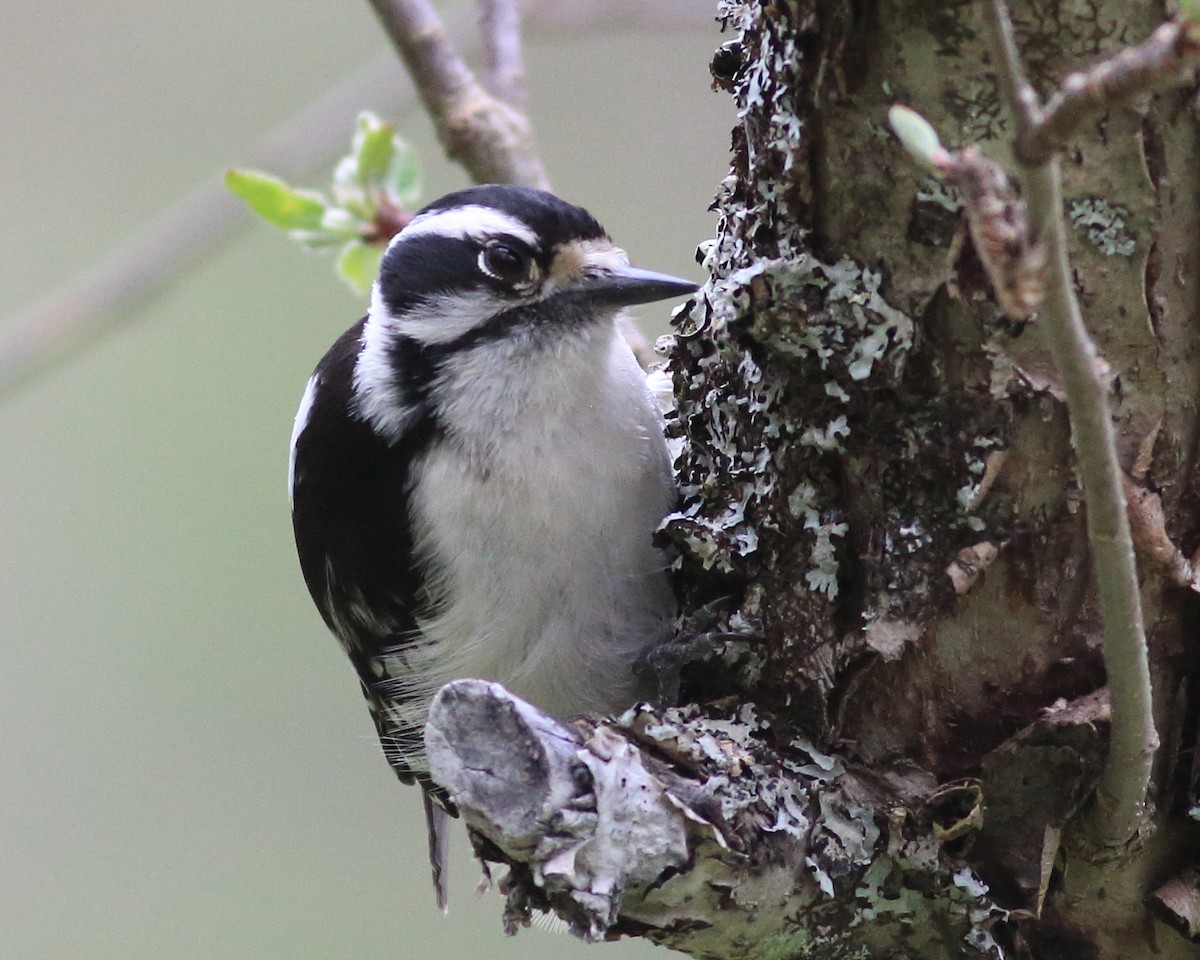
887;105;945;169
225;169;327;231
336;241;382;294
354;113;396;189
384;140;421;207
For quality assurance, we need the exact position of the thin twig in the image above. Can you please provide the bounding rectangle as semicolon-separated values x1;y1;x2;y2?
367;0;549;189
985;0;1042;144
479;0;528;109
0;53;411;400
1015;19;1200;165
1123;475;1200;593
985;0;1158;848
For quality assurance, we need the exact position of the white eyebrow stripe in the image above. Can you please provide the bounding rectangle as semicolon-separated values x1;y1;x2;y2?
389;205;539;252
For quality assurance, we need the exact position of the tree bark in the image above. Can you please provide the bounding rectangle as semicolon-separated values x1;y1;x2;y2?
427;1;1200;957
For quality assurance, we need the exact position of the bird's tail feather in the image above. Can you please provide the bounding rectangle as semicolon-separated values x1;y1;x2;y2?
424;792;451;913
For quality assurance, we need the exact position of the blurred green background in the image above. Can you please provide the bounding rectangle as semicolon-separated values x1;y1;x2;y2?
0;2;730;957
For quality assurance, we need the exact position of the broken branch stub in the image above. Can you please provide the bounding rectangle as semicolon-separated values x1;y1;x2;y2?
425;680;1006;958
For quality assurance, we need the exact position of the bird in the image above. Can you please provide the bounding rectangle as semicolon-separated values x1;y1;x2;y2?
287;184;696;910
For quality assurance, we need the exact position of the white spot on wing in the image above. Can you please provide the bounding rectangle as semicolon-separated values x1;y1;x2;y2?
288;374;319;507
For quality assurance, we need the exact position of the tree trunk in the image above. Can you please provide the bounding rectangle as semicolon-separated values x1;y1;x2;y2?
427;1;1200;957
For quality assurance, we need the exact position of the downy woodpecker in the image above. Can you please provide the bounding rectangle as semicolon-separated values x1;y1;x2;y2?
288;185;695;909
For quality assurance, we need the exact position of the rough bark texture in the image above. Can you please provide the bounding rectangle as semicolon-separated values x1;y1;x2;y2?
429;681;1006;958
427;1;1200;957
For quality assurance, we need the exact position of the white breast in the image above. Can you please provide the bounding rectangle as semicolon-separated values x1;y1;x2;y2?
406;320;676;723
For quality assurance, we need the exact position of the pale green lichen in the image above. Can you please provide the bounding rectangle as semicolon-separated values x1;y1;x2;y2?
1068;196;1136;257
956;436;1002;512
804;517;849;598
916;176;961;212
665;247;913;582
867;119;894;141
801;416;852;450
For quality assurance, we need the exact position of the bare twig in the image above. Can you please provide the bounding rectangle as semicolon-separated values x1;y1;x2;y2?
479;0;528;109
985;0;1042;145
1014;19;1200;165
985;0;1159;848
367;0;549;189
0;53;411;400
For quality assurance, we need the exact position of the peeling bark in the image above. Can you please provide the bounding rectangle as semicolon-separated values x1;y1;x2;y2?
428;680;1005;958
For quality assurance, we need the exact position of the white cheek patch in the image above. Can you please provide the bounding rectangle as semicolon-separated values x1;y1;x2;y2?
388;205;539;253
353;291;419;442
391;289;511;346
288;374;319;507
354;283;507;440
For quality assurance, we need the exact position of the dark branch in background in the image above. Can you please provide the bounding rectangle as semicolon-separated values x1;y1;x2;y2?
480;0;528;110
0;53;412;400
367;0;549;189
983;0;1170;849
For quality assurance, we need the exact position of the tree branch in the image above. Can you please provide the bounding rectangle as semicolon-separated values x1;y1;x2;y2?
984;0;1159;848
1012;19;1200;166
425;680;1006;957
479;0;528;110
983;0;1041;144
367;0;549;189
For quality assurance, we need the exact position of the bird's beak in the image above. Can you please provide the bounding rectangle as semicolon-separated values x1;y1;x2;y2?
565;266;698;309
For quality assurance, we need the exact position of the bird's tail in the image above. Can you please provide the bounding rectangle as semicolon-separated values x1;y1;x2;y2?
423;791;451;913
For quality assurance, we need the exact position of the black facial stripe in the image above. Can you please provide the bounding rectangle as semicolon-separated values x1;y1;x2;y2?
379;235;482;315
380;232;551;317
423;297;602;357
384;332;447;428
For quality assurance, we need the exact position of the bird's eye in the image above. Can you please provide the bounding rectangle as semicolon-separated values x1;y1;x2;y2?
480;241;533;286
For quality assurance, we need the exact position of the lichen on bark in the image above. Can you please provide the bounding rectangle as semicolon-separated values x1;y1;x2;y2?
428;681;1007;959
663;0;1017;725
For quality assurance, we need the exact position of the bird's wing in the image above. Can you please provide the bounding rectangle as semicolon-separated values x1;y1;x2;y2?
290;318;457;906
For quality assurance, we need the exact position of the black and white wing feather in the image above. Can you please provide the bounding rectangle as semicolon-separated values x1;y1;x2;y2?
289;319;455;907
290;318;445;780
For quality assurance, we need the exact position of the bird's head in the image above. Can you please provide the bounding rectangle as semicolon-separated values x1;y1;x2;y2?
368;185;697;350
